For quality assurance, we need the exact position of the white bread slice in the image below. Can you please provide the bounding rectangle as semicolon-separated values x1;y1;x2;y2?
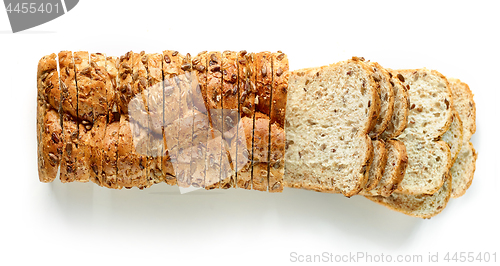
442;108;463;164
367;173;452;219
284;57;380;197
368;62;394;138
392;69;453;195
362;139;408;197
450;141;477;198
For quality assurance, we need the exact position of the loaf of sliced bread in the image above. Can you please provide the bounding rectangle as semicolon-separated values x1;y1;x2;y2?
285;57;380;197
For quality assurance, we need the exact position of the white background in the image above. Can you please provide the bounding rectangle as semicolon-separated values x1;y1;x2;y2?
0;0;498;265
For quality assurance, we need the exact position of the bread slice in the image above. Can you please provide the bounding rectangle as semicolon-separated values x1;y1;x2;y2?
392;69;453;195
269;51;289;192
73;51;92;183
450;141;477;198
442;109;463;164
380;71;410;140
117;51;134;115
191;52;209;188
447;78;476;143
284;58;380;197
204;51;224;189
235;51;256;189
252;52;273;192
101;56;121;189
58;51;79;183
362;139;408;197
221;50;239;188
367;173;452;219
161;50;180;185
88;53;108;185
362;140;387;191
37;54;62;183
146;53;165;185
367;62;394;138
447;78;477;198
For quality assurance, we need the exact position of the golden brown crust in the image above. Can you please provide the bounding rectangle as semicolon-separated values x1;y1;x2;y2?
251;113;270;191
161;50;180;186
236;51;256;189
268;51;289;192
37;54;62;183
380;71;409;139
146;53;165;185
58;52;79;183
117;51;134;114
221;50;239;188
363;140;387;191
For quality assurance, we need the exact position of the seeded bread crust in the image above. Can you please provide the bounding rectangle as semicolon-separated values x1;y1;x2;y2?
252;113;271;191
130;52;151;188
252;52;273;192
177;52;194;188
236;51;256;189
367;62;394;138
205;51;224;189
101;56;120;189
191;52;209;188
362;140;387;192
367;173;452;219
269;51;289;192
88;53;108;185
117;51;134;114
59;51;78;118
146;53;165;185
73;51;93;183
221;50;239;188
37;54;62;183
380;72;410;139
284;58;380;197
58;51;78;183
362;139;408;197
117;115;138;188
392;69;453;195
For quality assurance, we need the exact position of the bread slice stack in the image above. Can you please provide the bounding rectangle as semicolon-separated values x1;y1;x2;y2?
37;52;477;218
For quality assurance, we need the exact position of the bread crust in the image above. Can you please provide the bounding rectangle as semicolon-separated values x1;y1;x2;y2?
37;54;62;183
146;53;165;185
236;51;256;189
269;51;289;192
381;70;409;139
367;173;452;219
161;50;181;185
220;51;239;188
362;140;387;192
368;62;394;138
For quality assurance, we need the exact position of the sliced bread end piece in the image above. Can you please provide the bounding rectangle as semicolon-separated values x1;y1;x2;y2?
284;58;380;197
451;141;477;198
